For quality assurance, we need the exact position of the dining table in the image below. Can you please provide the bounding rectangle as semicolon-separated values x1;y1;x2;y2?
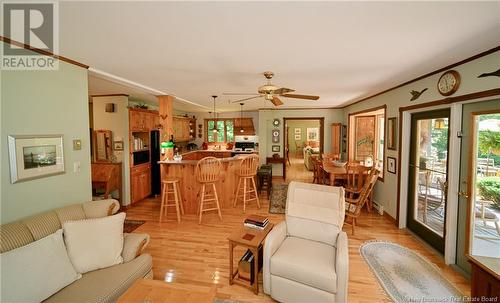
322;160;374;212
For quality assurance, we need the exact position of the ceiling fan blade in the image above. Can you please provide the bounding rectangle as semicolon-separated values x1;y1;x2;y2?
282;93;320;100
231;95;263;103
273;87;295;95
271;96;284;106
222;93;260;96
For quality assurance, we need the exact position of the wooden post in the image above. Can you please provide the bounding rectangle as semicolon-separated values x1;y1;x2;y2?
158;95;174;161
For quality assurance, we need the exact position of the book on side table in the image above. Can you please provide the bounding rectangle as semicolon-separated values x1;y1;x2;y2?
244;214;269;230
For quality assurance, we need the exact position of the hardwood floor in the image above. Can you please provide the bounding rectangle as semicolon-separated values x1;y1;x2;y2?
125;193;470;302
285;154;314;183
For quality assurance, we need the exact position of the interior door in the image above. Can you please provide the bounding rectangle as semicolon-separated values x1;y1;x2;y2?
407;109;450;253
456;99;500;274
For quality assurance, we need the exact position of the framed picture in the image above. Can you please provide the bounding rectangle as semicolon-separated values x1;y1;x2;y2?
113;141;124;151
294;134;301;140
387;156;397;174
272;145;280;152
387;117;397;150
307;127;319;141
8;135;65;183
294;128;301;134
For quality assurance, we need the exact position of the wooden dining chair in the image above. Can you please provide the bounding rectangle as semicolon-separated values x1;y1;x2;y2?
322;153;340;162
195;157;223;224
345;163;370;199
234;154;261;212
313;157;328;185
344;168;379;235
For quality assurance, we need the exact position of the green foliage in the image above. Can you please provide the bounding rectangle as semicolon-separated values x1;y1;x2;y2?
431;128;448;160
478;130;500;155
477;177;500;210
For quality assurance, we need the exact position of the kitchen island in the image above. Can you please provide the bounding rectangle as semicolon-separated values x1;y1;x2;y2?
159;150;257;214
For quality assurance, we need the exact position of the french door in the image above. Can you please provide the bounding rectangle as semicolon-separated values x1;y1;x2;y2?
456;99;500;274
407;109;450;253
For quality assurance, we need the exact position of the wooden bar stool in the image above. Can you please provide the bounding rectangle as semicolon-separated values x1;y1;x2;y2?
196;157;223;224
257;164;273;197
233;154;261;213
160;178;184;223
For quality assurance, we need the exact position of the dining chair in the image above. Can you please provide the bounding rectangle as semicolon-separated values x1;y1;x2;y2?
344;168;379;235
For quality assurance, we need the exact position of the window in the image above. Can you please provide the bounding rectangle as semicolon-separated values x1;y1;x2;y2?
348;106;386;179
206;119;234;143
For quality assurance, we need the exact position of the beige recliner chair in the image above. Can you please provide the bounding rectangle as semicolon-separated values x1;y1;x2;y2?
263;181;348;303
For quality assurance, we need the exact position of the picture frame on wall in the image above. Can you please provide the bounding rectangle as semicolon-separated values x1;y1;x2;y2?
294;128;301;134
307;127;319;141
272;145;280;152
294;134;301;140
387;156;396;174
8;135;65;183
113;141;124;151
387;117;397;150
272;129;280;143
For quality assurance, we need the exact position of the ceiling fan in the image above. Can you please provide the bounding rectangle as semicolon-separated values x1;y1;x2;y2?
223;71;320;106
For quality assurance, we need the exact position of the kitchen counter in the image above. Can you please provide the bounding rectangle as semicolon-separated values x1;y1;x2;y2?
159;150;256;214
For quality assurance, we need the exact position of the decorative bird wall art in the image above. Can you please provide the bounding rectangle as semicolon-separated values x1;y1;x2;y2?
478;68;500;78
409;88;428;101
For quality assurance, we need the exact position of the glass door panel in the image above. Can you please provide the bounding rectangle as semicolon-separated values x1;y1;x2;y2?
457;100;500;274
407;109;450;253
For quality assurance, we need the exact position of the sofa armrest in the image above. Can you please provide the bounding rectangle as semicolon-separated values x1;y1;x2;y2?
82;199;120;218
263;220;287;295
335;231;349;303
122;233;150;263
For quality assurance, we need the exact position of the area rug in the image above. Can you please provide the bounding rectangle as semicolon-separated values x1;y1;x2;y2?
123;219;146;233
269;183;288;214
360;241;463;302
213;299;240;303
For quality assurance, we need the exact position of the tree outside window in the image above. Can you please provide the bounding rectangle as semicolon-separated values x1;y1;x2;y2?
206;119;234;143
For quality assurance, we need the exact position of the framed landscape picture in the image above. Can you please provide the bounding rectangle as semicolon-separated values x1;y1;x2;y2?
387;117;397;150
294;134;301;140
8;135;65;183
307;127;319;141
272;145;280;152
294;128;301;134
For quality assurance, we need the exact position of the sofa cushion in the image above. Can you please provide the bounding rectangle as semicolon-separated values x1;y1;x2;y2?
55;204;86;223
270;236;337;293
22;211;61;241
44;254;152;303
0;222;35;253
1;229;81;303
63;212;125;274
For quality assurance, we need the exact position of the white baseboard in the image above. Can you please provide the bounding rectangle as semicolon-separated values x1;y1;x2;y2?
372;200;384;215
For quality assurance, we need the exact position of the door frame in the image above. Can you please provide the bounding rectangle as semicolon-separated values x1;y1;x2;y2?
406;108;451;254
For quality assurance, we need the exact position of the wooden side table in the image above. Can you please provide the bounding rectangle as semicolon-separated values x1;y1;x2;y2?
266;157;286;180
228;223;274;294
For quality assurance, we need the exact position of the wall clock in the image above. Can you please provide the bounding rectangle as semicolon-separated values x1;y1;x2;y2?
272;129;280;143
272;118;281;127
437;70;460;96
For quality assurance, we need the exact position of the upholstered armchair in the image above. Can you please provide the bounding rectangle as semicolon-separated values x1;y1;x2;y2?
263;181;348;303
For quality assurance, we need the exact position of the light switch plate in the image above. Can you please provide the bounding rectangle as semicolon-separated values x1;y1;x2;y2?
73;139;82;150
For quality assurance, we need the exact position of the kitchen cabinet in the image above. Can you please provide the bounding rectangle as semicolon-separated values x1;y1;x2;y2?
331;123;341;155
130;163;151;203
129;108;158;131
234;118;255;135
173;117;191;142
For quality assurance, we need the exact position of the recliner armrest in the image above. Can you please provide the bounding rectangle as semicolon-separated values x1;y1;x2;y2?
335;231;349;303
263;220;287;295
122;233;150;263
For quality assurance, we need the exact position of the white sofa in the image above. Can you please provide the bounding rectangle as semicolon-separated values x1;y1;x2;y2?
263;181;348;303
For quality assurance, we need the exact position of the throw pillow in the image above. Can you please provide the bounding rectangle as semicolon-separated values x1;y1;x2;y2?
63;212;125;274
1;229;81;302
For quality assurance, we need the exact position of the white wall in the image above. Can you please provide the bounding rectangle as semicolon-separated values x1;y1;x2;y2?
1;44;92;223
92;96;131;205
259;108;345;176
342;50;500;219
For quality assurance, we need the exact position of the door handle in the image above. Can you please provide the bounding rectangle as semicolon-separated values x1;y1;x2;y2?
458;191;469;198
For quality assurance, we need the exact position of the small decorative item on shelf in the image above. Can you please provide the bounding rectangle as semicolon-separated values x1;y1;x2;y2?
202;142;208;150
173;148;182;161
272;153;280;159
226;142;234;150
365;155;373;167
134;103;148;109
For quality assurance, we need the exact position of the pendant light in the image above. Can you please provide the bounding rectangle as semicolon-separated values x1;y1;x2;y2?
239;103;245;133
434;118;446;130
212;95;218;133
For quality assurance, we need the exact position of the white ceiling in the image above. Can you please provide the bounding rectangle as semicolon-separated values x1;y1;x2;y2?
58;1;500;112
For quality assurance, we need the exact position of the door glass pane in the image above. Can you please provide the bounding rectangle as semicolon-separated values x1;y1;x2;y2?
413;118;448;236
470;113;500;257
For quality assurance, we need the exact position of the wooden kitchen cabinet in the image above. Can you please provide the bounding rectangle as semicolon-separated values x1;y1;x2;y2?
331;123;342;155
130;163;151;203
173;117;191;142
129;108;158;131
